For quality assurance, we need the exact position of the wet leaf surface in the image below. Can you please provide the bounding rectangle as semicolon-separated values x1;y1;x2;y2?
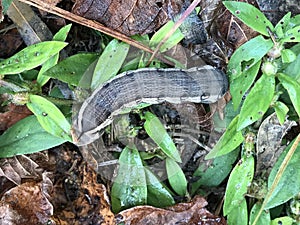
0;41;67;74
0;115;66;158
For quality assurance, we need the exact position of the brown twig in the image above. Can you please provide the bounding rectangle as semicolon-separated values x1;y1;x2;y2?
17;0;175;66
148;0;201;64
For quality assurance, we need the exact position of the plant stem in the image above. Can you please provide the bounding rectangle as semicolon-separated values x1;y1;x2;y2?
18;0;175;66
43;96;73;106
251;133;300;225
148;0;201;64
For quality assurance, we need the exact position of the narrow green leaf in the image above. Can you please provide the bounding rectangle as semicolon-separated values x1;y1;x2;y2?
223;155;254;215
274;12;291;39
111;146;147;213
237;74;275;130
145;168;175;207
278;73;300;118
283;53;300;82
205;116;244;159
42;53;98;86
223;1;274;36
26;95;71;141
37;24;72;86
282;25;300;43
149;20;184;52
281;49;296;63
266;140;300;209
3;0;13;13
0;115;66;158
273;101;289;125
192;148;239;194
230;60;261;110
91;39;129;89
227;35;273;81
227;199;248;225
249;202;271;225
0;41;67;74
166;158;187;196
290;14;300;28
143;111;182;163
271;217;294;225
53;24;72;40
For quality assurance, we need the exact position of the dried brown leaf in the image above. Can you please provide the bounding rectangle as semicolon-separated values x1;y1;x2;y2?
116;196;227;225
52;161;115;225
0;28;23;58
0;176;53;225
72;0;185;36
7;0;53;45
256;112;296;177
215;0;258;49
0;104;32;132
0;155;43;188
0;0;4;22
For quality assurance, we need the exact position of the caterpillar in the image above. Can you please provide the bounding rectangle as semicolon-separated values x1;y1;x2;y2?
73;65;228;146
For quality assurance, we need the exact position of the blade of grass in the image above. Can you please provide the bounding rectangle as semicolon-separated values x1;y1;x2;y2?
251;133;300;225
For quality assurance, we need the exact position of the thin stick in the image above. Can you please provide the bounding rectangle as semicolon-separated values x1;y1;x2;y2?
252;133;300;225
148;0;202;64
17;0;175;65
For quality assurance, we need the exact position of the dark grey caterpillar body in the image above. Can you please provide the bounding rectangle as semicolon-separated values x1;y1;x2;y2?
73;65;228;146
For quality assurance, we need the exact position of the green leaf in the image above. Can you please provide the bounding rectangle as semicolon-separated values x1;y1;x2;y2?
290;14;300;28
42;53;98;87
281;49;296;63
91;39;129;90
191;148;239;194
223;1;274;36
249;202;271;225
227;199;248;225
282;25;300;43
52;24;72;41
145;168;175;207
283;53;300;82
237;74;275;130
274;12;291;39
273;101;289;125
111;146;147;213
37;24;72;86
26;95;71;141
271;217;294;225
266;140;300;209
230;60;261;110
3;0;13;13
0;115;66;158
166;158;187;196
278;73;300;118
223;155;254;215
205;116;244;159
0;41;67;74
193;147;239;187
143;111;181;163
149;20;184;52
227;35;273;81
